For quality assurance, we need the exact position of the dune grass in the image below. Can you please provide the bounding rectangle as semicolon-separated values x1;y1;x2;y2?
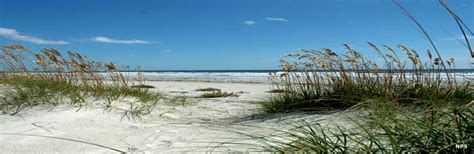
256;43;473;151
200;91;237;98
254;1;473;152
0;45;163;116
263;43;472;113
263;0;473;114
130;84;156;89
250;102;473;153
266;89;287;93
255;42;472;151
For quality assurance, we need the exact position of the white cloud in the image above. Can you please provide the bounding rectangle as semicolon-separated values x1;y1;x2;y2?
92;36;155;44
243;20;256;25
0;27;69;45
264;17;288;22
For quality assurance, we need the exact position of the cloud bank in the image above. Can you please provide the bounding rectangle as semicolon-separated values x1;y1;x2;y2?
92;36;155;44
264;17;288;22
0;27;69;45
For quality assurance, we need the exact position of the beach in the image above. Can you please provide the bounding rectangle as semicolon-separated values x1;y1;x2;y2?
1;0;472;152
0;78;355;153
1;69;472;152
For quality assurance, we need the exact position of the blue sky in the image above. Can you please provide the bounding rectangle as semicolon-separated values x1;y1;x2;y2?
0;0;472;70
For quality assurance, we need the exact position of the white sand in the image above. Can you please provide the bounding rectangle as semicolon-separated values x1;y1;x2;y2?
0;81;353;153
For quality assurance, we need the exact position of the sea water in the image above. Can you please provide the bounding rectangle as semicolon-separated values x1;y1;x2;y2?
118;69;474;83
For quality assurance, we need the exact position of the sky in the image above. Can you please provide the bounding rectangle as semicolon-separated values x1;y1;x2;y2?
0;0;473;70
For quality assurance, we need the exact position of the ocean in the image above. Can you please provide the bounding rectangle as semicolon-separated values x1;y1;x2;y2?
119;69;474;83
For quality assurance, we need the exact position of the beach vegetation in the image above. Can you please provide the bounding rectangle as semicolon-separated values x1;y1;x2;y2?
196;87;221;92
249;102;472;152
0;45;163;116
255;0;473;152
200;91;237;98
263;43;472;112
266;89;287;93
130;84;155;89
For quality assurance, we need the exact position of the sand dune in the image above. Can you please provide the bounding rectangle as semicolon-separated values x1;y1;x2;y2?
0;81;353;153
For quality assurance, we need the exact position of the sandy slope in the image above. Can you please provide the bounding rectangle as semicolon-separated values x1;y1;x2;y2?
0;81;352;153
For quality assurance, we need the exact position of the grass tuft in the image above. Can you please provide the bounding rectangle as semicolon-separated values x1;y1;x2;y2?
250;103;473;152
262;43;473;113
253;1;473;152
200;91;237;98
266;89;288;93
0;45;163;117
130;84;155;89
